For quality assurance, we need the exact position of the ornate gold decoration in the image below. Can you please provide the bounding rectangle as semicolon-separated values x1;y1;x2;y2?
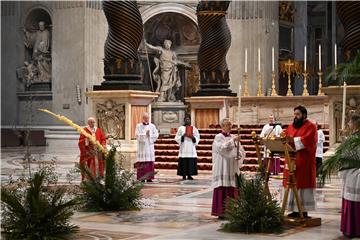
257;72;264;96
242;72;250;96
271;71;278;96
285;59;294;96
317;72;324;96
279;1;295;23
302;72;309;96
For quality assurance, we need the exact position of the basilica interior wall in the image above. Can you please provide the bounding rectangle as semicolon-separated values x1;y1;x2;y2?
1;2;21;126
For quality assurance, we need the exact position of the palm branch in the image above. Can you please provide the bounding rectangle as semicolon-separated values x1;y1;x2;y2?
1;172;79;239
318;133;360;184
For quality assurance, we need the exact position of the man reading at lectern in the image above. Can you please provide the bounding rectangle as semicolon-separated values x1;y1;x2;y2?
284;105;317;218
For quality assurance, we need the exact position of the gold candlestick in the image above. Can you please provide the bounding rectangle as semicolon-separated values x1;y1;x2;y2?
285;59;294;96
256;72;263;96
271;71;277;96
317;71;324;96
302;71;309;96
243;73;250;96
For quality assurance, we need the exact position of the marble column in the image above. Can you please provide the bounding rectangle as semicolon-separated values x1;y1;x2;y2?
194;1;236;97
293;1;307;95
226;1;279;96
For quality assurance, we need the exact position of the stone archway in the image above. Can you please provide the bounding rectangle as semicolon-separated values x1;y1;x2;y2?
141;3;197;25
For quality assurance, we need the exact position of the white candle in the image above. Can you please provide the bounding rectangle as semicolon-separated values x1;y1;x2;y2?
245;48;248;73
341;81;347;130
318;44;322;71
258;48;261;72
272;47;274;72
304;45;307;72
335;44;337;66
238;85;242;127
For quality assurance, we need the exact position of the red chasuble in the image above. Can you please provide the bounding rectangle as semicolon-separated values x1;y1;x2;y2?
283;120;318;189
78;127;106;179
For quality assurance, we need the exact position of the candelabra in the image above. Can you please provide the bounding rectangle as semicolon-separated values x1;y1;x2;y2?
302;71;309;96
242;73;250;96
317;71;324;96
271;71;277;96
285;59;294;96
256;72;263;96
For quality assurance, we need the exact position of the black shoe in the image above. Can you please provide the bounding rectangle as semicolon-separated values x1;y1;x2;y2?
182;176;186;180
187;176;194;180
287;212;300;218
146;179;153;183
141;180;145;183
218;216;225;220
302;212;309;218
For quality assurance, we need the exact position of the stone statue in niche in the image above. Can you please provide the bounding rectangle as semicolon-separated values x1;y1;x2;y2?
97;100;125;139
145;39;190;102
23;21;51;84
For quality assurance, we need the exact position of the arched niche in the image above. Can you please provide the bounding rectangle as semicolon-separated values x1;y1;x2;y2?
21;7;52;91
144;12;200;52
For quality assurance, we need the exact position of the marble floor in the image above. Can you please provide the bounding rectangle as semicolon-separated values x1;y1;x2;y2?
1;147;355;240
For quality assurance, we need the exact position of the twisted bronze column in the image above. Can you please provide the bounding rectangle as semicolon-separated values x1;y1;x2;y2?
194;1;235;96
337;2;360;61
95;0;145;90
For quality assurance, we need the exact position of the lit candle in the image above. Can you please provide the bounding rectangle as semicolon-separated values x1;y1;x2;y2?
318;44;321;71
258;48;261;72
272;47;274;72
238;85;242;128
335;44;337;66
341;81;347;130
304;45;307;72
245;48;248;73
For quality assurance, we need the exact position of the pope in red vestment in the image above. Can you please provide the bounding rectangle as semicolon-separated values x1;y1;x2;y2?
283;105;318;218
78;117;106;180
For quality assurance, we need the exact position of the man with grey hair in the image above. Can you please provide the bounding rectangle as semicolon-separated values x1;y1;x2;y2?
78;117;106;180
211;118;246;219
135;112;159;182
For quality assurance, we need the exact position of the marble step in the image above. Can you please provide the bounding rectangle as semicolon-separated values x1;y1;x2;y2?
154;162;263;172
161;134;331;141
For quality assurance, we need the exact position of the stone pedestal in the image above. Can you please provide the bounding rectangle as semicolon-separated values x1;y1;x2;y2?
185;96;233;128
323;85;360;145
86;90;159;170
151;102;187;135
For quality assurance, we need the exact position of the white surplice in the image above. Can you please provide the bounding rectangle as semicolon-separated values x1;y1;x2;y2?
174;125;200;158
212;133;246;189
135;123;159;162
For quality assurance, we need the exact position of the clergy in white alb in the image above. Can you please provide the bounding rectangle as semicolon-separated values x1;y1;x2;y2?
175;116;200;180
260;115;283;157
135;112;159;182
211;118;246;218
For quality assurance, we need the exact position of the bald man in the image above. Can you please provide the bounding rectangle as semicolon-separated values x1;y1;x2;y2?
78;117;106;180
135;112;159;182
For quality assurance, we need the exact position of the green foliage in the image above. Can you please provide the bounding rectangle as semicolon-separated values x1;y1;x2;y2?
221;173;283;233
326;50;360;86
80;147;144;211
1;171;79;240
318;133;360;185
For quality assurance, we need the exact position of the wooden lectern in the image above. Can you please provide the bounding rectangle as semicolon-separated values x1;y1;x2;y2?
252;131;321;227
